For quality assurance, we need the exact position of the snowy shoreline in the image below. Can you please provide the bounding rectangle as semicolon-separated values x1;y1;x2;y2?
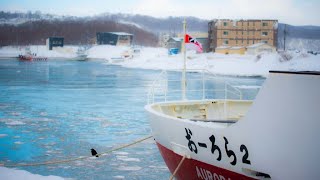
0;45;319;77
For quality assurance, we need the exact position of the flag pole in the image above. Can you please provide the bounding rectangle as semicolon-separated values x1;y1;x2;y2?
182;18;187;100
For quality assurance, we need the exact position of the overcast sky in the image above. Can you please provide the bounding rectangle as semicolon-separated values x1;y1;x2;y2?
0;0;319;26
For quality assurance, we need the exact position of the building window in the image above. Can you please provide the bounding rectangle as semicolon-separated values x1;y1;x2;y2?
119;36;129;40
253;40;255;44
261;40;268;44
262;32;268;36
262;22;268;26
223;22;228;26
247;40;249;44
247;31;249;35
223;40;229;45
223;31;228;35
236;40;238;44
242;31;244;35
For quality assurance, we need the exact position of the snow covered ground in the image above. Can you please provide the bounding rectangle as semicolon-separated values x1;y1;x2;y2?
0;167;64;180
0;45;319;77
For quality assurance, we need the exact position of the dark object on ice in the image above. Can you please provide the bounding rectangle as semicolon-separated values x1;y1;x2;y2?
91;148;99;157
307;51;318;55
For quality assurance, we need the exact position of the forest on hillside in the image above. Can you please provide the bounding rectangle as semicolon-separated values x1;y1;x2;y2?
0;18;158;46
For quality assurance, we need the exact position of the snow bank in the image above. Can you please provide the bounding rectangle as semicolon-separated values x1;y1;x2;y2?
0;46;25;57
0;45;78;58
0;167;64;180
87;45;129;59
118;49;320;77
0;45;319;77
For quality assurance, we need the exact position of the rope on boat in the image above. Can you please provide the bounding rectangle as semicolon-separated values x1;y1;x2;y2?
1;135;153;167
169;155;187;180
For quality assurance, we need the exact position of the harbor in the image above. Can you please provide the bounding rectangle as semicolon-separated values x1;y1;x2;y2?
0;59;264;179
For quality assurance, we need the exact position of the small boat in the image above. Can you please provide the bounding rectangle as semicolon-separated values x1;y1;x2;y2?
121;47;141;59
75;47;88;61
18;54;47;61
18;48;47;61
145;19;320;180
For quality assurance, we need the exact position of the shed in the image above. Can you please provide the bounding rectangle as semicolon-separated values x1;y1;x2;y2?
229;46;246;55
96;32;133;46
167;37;183;53
246;43;276;55
215;46;230;54
46;37;64;50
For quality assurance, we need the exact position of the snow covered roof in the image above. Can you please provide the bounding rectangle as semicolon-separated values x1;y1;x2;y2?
109;32;133;36
169;37;183;42
211;19;278;22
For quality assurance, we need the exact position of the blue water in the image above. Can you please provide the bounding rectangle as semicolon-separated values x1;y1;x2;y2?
0;59;264;179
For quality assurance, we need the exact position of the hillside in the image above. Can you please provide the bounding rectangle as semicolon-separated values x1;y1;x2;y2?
94;13;208;33
0;11;320;51
0;12;158;47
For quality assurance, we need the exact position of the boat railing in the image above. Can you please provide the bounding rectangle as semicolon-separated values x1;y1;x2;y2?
147;69;253;104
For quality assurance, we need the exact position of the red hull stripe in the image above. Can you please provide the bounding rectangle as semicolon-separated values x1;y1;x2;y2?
156;142;256;180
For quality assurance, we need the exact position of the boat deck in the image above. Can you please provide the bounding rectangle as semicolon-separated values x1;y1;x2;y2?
151;99;253;123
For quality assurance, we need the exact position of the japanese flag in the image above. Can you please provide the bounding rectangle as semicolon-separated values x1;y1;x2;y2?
185;34;203;53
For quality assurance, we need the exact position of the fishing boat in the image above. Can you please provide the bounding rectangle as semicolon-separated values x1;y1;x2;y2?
145;19;320;180
18;54;47;61
18;47;47;61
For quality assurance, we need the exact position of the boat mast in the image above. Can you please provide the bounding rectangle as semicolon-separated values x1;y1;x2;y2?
182;18;187;100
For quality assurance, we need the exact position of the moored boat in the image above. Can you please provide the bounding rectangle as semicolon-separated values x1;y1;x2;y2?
18;54;47;61
18;47;47;61
75;47;88;61
145;71;320;179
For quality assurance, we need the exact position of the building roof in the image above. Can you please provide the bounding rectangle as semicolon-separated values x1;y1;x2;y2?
210;19;278;23
177;32;208;38
47;37;64;39
109;32;133;36
169;37;183;42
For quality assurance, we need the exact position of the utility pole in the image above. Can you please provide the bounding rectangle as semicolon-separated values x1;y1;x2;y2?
182;18;187;100
283;24;287;51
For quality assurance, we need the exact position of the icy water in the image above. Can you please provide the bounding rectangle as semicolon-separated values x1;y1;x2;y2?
0;59;264;179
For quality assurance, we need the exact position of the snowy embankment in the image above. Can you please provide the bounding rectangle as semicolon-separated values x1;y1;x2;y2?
115;46;320;77
0;45;319;77
0;45;78;59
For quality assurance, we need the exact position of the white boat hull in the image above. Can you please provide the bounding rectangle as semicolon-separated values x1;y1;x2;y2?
146;71;320;180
